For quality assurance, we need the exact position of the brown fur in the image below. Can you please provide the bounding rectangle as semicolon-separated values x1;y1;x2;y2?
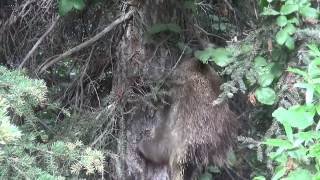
137;58;236;180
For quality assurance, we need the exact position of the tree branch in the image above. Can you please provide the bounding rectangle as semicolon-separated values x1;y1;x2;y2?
37;10;135;75
19;15;60;69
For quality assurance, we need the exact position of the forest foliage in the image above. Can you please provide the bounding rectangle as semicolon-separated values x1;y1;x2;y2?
0;0;320;179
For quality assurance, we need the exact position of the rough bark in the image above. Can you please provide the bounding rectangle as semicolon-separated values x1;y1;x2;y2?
111;0;192;179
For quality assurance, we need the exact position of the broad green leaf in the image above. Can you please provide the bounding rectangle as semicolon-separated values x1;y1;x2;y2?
276;30;289;45
259;74;275;87
166;24;182;33
184;1;197;12
255;87;276;105
277;15;288;27
194;50;211;64
313;171;320;180
210;15;220;22
253;176;266;180
148;24;167;35
309;144;320;157
208;166;220;173
220;24;227;31
294;131;320;141
241;44;252;53
262;139;293;149
212;48;232;67
254;56;268;67
71;0;85;10
284;23;296;35
59;0;74;16
280;4;299;15
285;169;312;179
261;7;280;16
287;17;300;25
258;0;268;10
287;146;307;160
270;63;283;77
212;23;226;30
285;36;295;50
271;165;286;180
177;43;192;54
272;107;313;129
300;7;319;18
269;152;288;163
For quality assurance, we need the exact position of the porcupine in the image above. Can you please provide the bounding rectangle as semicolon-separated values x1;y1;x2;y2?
137;58;236;180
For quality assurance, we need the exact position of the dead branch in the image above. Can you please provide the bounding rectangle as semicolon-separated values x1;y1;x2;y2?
19;15;60;69
37;10;135;75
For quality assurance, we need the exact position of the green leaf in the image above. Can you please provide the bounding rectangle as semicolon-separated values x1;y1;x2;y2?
306;87;314;106
287;148;307;160
177;43;193;54
254;56;268;67
253;176;266;180
300;7;319;18
272;107;313;129
258;0;268;10
270;63;283;77
271;165;286;180
210;15;220;22
166;24;182;33
277;15;288;27
293;82;309;89
280;4;299;15
283;121;293;143
287;67;308;78
286;169;312;179
263;139;293;149
71;0;85;10
276;30;289;45
269;152;288;163
212;23;227;31
287;17;300;25
285;36;295;50
148;24;167;35
294;131;320;141
208;166;221;173
312;171;320;180
184;1;197;12
308;44;320;57
212;48;233;67
59;0;74;16
284;23;296;35
194;50;211;64
255;87;276;105
261;7;280;16
241;44;252;53
259;74;275;87
309;144;320;157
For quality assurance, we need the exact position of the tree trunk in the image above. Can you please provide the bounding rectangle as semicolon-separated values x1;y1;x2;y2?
111;1;185;179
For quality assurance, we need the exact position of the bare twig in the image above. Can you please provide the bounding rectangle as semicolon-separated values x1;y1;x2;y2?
19;15;60;68
37;10;135;75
